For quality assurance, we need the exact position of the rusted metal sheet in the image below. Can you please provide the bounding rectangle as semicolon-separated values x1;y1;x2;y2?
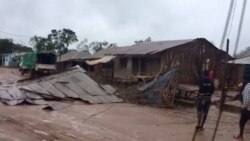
0;66;122;105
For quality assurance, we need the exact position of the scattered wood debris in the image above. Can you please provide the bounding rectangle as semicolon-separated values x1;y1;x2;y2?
118;67;179;107
0;66;123;106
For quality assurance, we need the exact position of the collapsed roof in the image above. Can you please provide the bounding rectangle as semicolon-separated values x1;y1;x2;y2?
0;66;122;105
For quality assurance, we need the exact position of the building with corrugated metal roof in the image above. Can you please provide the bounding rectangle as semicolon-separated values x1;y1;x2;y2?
57;51;90;71
89;38;232;84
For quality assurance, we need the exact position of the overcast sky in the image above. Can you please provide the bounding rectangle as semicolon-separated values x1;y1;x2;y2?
0;0;249;54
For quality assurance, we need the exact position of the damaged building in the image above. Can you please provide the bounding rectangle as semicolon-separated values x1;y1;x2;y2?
88;38;232;84
57;51;90;71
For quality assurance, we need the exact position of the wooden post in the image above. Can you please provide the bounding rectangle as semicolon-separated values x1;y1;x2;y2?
138;58;141;75
127;57;133;79
211;39;230;141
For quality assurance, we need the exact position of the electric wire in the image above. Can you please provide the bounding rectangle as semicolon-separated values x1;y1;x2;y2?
0;30;31;38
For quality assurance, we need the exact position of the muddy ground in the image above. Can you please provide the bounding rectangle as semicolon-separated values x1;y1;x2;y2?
0;67;28;85
0;67;249;141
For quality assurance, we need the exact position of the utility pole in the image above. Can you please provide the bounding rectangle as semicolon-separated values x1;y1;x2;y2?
233;0;247;57
211;39;230;141
220;0;235;50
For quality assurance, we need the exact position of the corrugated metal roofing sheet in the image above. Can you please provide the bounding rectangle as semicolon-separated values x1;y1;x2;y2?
0;66;123;105
90;39;195;57
57;51;90;62
228;56;250;64
86;56;116;65
89;48;120;59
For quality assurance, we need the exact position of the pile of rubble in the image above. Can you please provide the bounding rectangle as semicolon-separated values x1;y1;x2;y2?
0;66;123;106
117;85;147;104
118;67;179;106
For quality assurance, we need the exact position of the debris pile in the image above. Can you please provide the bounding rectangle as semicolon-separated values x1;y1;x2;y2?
0;66;123;106
118;67;179;106
117;85;146;104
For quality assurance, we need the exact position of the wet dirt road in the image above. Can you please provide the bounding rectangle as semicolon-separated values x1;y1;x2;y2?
0;102;249;141
0;67;249;141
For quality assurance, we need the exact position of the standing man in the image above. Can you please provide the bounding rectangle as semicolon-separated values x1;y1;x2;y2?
234;82;250;140
196;70;215;130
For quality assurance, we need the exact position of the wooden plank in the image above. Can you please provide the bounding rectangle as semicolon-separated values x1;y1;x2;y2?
48;79;79;98
38;81;66;98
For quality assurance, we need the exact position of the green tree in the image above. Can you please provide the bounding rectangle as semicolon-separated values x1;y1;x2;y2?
0;39;14;53
30;36;47;52
48;29;78;54
30;28;78;55
0;38;32;53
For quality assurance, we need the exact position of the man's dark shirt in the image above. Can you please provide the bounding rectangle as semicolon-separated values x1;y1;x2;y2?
198;77;215;99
